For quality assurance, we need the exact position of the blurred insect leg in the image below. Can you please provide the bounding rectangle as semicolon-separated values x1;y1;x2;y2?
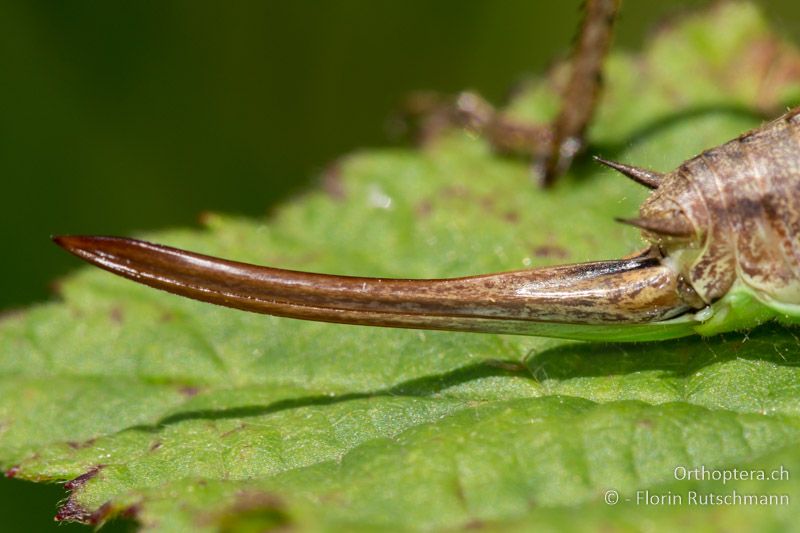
454;92;555;156
539;0;619;186
396;90;553;156
393;91;459;147
396;0;618;180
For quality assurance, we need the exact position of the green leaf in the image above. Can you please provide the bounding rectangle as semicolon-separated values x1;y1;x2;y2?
2;2;800;531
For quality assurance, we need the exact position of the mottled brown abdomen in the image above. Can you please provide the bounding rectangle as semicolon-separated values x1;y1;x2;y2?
639;107;800;309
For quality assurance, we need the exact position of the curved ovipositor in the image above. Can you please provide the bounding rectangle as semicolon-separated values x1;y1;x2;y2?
55;108;800;342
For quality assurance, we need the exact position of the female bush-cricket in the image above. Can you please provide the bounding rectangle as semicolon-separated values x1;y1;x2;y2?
54;107;800;342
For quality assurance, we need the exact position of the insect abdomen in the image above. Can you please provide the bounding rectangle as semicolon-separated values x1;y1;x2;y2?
731;110;800;308
643;108;800;314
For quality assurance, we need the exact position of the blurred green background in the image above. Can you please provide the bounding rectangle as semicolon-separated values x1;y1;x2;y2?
1;1;799;531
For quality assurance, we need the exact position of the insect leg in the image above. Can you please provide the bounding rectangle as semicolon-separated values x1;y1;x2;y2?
398;2;619;185
539;0;620;186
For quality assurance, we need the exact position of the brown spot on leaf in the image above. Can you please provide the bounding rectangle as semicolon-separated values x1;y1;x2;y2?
57;468;113;525
221;423;247;438
197;211;215;226
179;386;201;397
120;503;141;520
440;185;470;199
64;465;104;491
67;438;96;450
48;278;66;297
321;160;347;201
479;194;496;212
199;490;291;530
232;491;286;512
532;245;569;259
87;501;114;525
109;307;124;324
415;199;433;218
55;500;115;526
149;441;163;452
55;499;93;523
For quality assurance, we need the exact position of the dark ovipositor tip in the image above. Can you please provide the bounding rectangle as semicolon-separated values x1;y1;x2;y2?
52;234;90;254
52;235;130;264
52;234;77;252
